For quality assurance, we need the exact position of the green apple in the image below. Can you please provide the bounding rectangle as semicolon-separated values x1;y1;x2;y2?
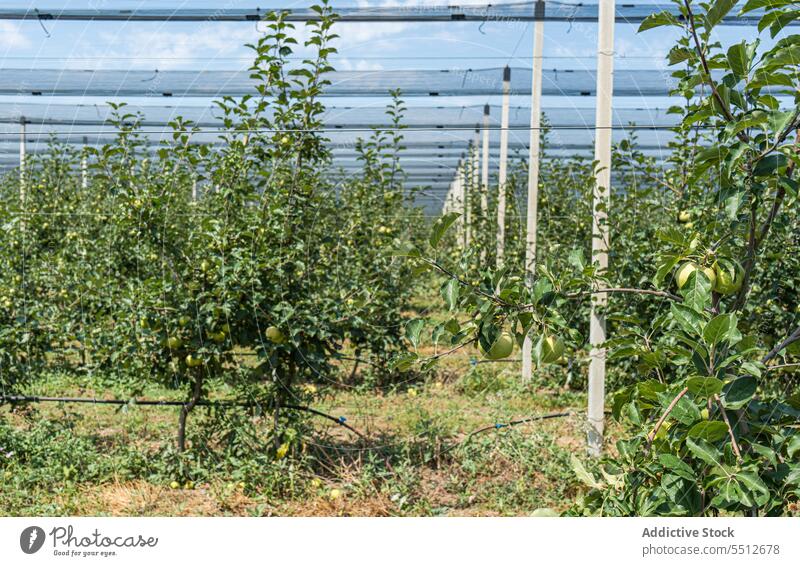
541;335;565;364
480;332;515;360
185;354;203;368
677;210;691;223
676;262;716;289
713;260;744;295
266;326;287;344
165;336;182;350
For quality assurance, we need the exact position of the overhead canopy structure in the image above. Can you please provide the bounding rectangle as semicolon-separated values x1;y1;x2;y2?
0;100;687;183
0;67;733;97
0;1;782;25
0;102;683;129
0;3;763;208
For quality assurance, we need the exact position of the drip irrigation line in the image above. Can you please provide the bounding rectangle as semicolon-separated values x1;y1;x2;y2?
430;410;575;462
470;411;574;436
0;393;578;455
0;394;366;440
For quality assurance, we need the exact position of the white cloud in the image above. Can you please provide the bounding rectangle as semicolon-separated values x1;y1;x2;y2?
76;25;257;70
0;22;32;49
337;58;385;71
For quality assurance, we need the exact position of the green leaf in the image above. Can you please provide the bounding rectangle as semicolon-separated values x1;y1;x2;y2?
721;375;757;409
686;437;725;468
670;395;702;425
392;244;421;258
654;255;681;287
668;46;694;66
444;318;461;335
703;313;741;347
429;212;460;248
391;352;418;372
404;319;425;349
658;454;696;482
726;42;750;77
688;420;729;442
638;10;680;31
570;455;603;489
706;0;738;29
753;153;788;176
687;376;724;397
568;248;585;271
681;270;713;312
737;472;770;506
441;279;459;311
786;435;800;459
741;0;792;15
671;303;706;337
740;361;762;377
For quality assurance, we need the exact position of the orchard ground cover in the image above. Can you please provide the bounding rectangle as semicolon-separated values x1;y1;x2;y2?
0;311;598;517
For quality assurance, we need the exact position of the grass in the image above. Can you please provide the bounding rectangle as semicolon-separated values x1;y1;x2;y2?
0;352;613;516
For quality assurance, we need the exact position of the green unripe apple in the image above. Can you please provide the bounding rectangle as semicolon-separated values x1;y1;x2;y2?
676;262;716;289
541;335;565;364
677;210;691;223
165;336;182;350
266;326;287;344
185;354;203;367
480;332;515;360
713;260;744;295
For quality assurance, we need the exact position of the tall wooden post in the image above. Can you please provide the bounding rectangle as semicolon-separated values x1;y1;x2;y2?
522;3;546;382
496;66;511;266
588;0;615;456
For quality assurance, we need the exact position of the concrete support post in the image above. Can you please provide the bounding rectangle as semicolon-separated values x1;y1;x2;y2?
496;66;511;266
588;0;616;456
522;5;546;383
19;118;26;204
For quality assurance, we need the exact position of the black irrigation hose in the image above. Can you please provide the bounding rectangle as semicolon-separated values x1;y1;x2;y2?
0;395;578;457
0;395;367;440
435;411;575;460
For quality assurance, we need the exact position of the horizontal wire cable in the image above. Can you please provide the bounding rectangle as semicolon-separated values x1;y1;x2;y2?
2;125;702;134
